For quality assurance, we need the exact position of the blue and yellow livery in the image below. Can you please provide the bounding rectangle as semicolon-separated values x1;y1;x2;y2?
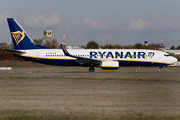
6;18;178;72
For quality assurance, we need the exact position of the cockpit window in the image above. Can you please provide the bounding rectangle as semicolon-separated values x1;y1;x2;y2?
164;54;171;57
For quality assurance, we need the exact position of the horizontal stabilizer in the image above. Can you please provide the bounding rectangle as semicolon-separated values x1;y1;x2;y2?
4;49;26;54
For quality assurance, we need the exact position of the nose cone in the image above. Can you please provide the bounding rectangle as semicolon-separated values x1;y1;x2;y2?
170;57;178;64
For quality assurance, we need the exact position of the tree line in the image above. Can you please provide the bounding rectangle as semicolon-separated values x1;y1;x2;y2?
86;41;159;50
33;38;60;49
170;46;180;50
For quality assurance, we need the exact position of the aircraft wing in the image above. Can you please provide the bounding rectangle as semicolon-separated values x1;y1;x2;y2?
74;56;102;65
4;49;26;54
60;44;102;65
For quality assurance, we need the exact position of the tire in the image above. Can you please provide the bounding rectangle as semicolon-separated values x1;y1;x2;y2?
89;67;95;72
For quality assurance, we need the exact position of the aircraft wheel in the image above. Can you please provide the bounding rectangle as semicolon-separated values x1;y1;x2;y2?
89;67;95;72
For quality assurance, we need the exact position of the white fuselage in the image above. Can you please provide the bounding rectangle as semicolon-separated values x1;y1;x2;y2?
17;49;177;67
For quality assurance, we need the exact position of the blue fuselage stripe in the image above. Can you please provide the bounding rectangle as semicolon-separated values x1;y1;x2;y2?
16;55;169;67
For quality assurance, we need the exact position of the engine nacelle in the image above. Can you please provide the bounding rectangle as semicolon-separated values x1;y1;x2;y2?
101;61;119;70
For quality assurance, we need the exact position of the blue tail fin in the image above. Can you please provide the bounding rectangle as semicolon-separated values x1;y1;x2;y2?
7;18;49;50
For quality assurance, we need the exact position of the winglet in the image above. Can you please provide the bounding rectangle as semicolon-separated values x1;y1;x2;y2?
60;44;71;56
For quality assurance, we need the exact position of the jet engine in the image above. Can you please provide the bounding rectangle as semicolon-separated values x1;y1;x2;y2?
101;61;119;70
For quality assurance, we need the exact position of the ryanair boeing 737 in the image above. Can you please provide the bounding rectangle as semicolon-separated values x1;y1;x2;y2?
6;18;177;72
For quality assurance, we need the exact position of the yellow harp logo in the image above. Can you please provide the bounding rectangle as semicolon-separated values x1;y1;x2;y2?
11;31;25;45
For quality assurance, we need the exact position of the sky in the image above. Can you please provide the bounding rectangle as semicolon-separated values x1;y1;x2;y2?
1;0;180;47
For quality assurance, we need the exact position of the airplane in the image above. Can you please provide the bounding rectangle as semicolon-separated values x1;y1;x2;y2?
6;18;178;72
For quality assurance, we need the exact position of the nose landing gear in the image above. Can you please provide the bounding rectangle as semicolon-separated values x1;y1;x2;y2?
89;67;95;72
159;65;167;72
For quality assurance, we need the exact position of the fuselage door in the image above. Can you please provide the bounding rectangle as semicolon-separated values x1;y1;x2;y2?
36;52;40;61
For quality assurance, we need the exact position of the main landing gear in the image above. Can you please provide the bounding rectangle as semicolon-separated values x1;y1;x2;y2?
89;67;95;72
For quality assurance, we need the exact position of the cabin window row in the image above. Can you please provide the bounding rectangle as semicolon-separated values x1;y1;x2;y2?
46;55;148;57
46;55;65;57
46;55;90;57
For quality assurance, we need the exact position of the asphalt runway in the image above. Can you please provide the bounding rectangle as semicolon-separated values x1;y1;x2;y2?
1;71;180;74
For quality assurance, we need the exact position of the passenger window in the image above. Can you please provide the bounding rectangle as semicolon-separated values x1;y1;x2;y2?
164;54;170;57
